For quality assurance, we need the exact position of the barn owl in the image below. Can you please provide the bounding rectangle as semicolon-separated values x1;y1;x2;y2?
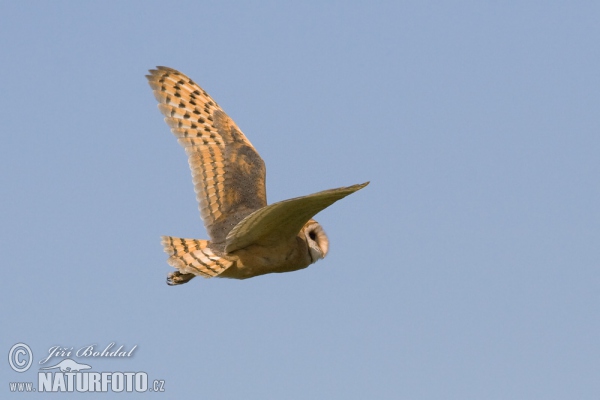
146;66;368;285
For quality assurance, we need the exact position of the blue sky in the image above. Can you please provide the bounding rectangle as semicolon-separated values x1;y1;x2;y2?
2;1;599;398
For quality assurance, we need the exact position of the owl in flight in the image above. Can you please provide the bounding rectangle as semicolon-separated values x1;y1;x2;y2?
146;66;368;285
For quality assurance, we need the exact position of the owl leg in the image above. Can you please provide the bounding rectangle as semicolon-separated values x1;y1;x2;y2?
166;271;196;286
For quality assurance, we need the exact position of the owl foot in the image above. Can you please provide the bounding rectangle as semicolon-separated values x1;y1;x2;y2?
166;271;195;286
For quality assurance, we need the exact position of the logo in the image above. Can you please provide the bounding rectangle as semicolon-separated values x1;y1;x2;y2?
7;342;166;393
39;359;91;372
8;343;33;373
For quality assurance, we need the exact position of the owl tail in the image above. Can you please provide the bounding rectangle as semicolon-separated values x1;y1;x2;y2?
161;236;234;285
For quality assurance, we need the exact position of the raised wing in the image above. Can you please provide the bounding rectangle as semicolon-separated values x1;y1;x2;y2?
225;182;369;253
147;67;267;247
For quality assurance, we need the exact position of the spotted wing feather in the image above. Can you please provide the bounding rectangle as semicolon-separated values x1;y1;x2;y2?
146;67;267;248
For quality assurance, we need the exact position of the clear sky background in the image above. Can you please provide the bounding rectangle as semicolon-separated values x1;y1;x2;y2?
2;1;599;399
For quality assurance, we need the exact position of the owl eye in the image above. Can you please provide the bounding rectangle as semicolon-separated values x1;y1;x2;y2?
309;231;317;241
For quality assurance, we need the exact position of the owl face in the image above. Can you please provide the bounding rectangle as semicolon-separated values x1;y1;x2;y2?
302;219;329;263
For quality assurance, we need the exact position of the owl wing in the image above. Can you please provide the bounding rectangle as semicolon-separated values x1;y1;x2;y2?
147;67;267;246
225;182;369;253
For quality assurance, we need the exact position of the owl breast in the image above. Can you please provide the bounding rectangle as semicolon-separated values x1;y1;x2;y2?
218;235;311;279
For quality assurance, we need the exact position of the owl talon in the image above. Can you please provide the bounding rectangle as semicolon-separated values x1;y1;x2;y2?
166;271;195;286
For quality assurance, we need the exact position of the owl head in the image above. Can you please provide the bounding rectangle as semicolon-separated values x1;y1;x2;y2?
302;219;329;263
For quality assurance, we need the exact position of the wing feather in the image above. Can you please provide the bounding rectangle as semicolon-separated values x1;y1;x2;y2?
225;182;369;253
147;67;267;248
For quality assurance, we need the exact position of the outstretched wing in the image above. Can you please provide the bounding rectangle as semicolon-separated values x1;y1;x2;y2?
147;67;267;246
225;182;369;253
